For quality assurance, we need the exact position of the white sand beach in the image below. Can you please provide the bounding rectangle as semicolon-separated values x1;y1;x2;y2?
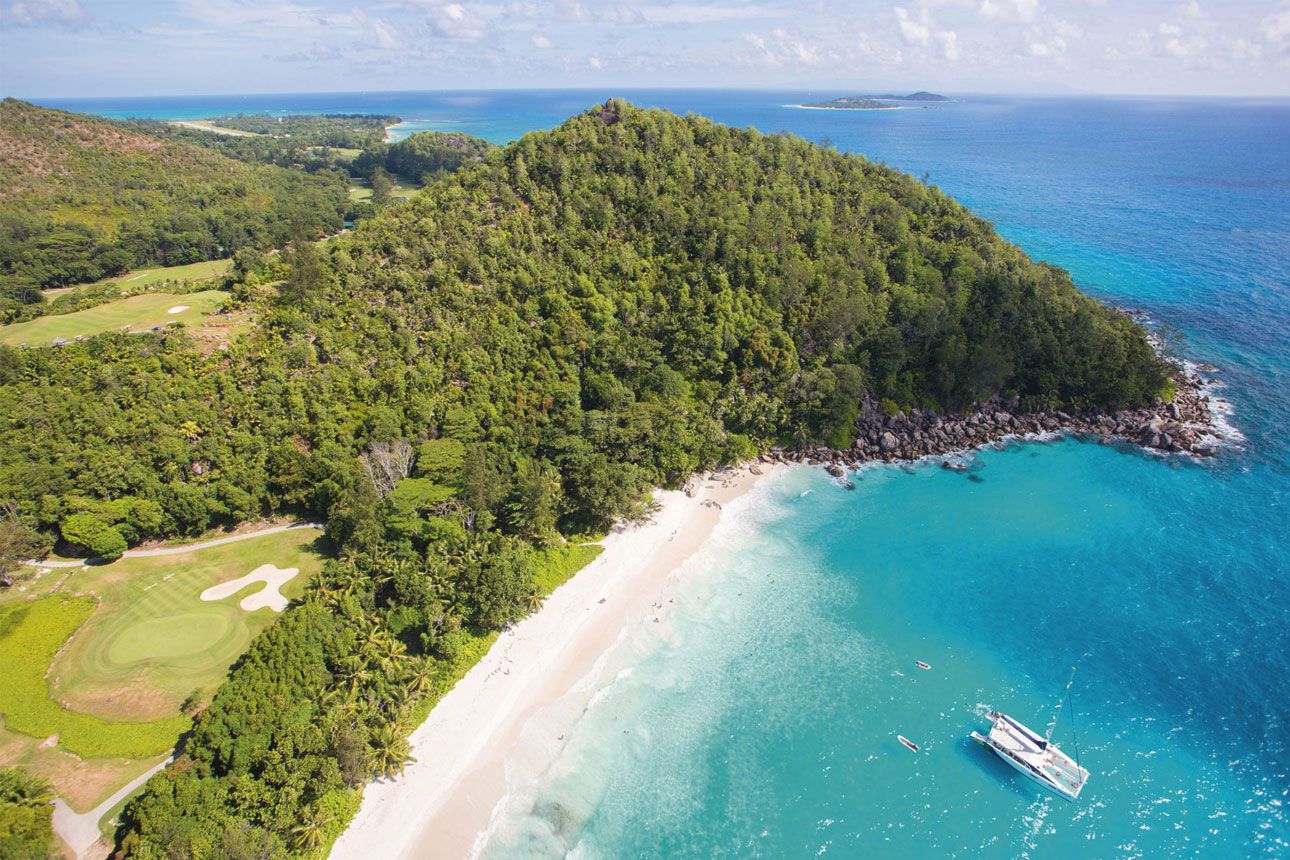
166;119;257;136
329;463;781;860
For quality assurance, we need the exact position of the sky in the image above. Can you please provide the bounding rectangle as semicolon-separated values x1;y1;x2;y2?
1;0;1289;98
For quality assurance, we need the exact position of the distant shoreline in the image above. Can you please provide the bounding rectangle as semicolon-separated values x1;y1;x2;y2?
783;103;904;112
166;119;259;136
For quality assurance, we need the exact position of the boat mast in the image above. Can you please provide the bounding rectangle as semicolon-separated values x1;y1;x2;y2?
1044;666;1078;744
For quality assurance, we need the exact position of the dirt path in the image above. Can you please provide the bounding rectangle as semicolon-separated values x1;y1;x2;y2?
29;521;324;568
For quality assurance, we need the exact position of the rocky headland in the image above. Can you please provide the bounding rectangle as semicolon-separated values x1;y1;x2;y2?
761;362;1228;475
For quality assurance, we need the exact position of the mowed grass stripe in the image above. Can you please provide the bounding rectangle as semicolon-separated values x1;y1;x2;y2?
85;258;232;292
0;289;228;346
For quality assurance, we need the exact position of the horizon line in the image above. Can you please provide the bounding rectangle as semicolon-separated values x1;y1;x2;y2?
9;86;1290;103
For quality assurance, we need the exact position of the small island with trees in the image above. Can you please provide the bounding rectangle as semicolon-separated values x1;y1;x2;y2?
801;92;951;110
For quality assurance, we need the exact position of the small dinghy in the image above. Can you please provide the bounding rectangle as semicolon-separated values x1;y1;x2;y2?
897;735;920;752
916;660;931;670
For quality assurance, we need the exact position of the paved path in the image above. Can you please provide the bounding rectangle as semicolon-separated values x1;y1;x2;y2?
29;521;324;568
53;756;172;860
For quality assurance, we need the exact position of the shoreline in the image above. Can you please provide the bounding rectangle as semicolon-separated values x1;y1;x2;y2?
783;103;903;111
329;464;783;860
777;357;1234;475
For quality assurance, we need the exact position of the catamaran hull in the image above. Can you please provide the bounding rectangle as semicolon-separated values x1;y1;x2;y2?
972;731;1080;802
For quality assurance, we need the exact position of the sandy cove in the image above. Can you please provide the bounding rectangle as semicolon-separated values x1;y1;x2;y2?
329;463;781;860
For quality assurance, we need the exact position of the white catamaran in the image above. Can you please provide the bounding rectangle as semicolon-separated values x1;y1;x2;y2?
970;668;1090;801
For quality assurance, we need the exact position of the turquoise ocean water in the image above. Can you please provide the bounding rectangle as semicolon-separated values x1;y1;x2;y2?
38;91;1290;857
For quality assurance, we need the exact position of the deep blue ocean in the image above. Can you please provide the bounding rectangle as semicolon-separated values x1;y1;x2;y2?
39;90;1290;857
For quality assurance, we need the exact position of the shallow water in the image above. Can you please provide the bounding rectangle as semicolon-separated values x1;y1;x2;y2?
484;441;1288;858
43;90;1290;858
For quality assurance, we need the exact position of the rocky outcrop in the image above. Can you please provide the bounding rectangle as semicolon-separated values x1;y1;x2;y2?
787;363;1226;474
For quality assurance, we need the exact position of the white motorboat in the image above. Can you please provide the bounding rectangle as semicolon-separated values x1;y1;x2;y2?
971;669;1089;801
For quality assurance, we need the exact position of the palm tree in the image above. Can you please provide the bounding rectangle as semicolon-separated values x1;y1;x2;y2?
525;589;544;613
336;655;373;700
404;658;435;696
384;684;414;717
0;767;55;807
289;805;334;852
380;636;407;669
368;722;415;778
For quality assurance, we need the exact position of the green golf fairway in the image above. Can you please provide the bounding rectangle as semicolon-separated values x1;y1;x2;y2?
0;289;228;346
105;611;241;664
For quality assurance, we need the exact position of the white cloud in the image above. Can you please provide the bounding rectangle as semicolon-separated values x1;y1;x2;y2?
555;0;592;22
370;19;403;49
1130;18;1209;63
546;2;782;26
421;2;489;41
1263;6;1290;48
531;32;553;48
740;27;840;67
1013;0;1039;20
175;0;344;33
637;4;781;24
1049;17;1082;39
1022;12;1079;60
1027;32;1066;57
2;0;89;29
894;5;958;59
979;0;1039;21
937;29;960;60
587;53;604;68
895;6;931;46
275;39;341;63
1231;36;1261;61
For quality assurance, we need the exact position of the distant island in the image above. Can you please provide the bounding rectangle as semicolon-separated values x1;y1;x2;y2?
801;92;950;110
873;91;949;101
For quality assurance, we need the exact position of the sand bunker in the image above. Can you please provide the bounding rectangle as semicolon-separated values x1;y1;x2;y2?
167;305;189;314
200;564;298;612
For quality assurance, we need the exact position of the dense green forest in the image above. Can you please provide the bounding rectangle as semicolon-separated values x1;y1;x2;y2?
0;100;1168;857
0;99;348;319
141;114;494;188
353;130;496;183
0;767;55;859
135;114;402;173
202;113;397;146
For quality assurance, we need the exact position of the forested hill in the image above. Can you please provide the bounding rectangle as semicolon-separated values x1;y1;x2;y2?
0;99;346;308
335;98;1166;438
0;100;1169;551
